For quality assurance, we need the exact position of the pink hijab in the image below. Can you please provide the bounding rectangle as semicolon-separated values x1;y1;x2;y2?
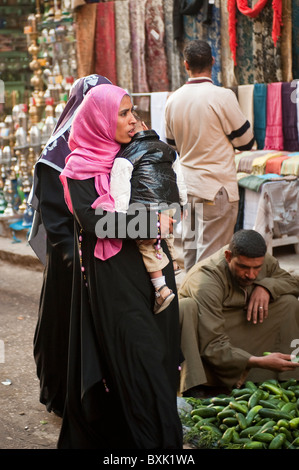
60;84;128;260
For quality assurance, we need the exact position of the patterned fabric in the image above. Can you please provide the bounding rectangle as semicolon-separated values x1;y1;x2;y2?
114;0;133;92
145;0;170;92
94;2;117;85
220;1;238;88
183;0;222;86
163;0;182;91
75;3;97;78
129;0;149;110
292;0;299;79
281;0;293;82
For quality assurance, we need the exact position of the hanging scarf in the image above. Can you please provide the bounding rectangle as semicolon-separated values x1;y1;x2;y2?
60;84;128;261
227;0;283;65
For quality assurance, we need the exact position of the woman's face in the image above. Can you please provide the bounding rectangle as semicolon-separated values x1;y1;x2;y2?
115;95;137;144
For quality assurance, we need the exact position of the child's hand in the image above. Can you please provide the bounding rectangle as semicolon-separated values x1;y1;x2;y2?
160;212;176;238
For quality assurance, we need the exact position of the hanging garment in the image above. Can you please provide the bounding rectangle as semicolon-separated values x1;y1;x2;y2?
75;2;97;77
281;82;299;151
145;0;170;92
264;82;284;150
281;0;293;82
253;83;267;149
114;0;133;92
227;0;283;65
164;0;182;91
292;0;299;79
129;0;149;110
238;84;254;129
94;2;117;85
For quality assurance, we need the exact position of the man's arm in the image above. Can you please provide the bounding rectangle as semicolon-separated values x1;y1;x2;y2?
217;89;255;151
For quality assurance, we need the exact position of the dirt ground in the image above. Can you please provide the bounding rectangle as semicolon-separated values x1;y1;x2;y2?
0;260;61;452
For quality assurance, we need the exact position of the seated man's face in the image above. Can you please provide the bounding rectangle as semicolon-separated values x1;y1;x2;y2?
225;251;265;287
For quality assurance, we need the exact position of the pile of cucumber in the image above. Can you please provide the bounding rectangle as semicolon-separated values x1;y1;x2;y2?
182;379;299;449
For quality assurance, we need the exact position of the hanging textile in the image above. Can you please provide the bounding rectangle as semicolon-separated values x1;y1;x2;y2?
281;82;299;151
129;0;149;110
182;0;221;86
114;1;133;92
238;84;254;128
227;0;283;66
94;2;117;85
253;83;267;149
220;1;238;88
264;82;284;151
292;0;299;79
281;0;293;82
194;0;222;86
75;2;97;77
145;0;170;92
164;0;182;90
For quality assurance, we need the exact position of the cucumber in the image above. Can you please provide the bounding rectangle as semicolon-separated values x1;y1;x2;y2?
229;400;248;415
191;406;218;418
210;397;231;406
252;432;274;443
231;387;254;397
217;408;236;420
258;399;278;410
259;420;276;433
222;417;238;427
199;424;223;438
219;426;235;445
239;425;262;438
245;381;258;391
258;408;293;421
243;441;265;449
279;426;293;442
268;433;286;449
289;417;299;430
236;412;248;430
248;389;264;409
246;405;262;425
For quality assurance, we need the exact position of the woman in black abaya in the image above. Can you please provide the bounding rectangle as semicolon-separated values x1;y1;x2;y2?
28;75;111;416
57;84;183;448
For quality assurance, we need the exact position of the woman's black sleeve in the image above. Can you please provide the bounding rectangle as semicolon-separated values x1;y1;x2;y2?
37;164;74;263
67;177;159;239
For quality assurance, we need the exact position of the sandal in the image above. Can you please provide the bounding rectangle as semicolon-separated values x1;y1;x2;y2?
154;285;175;314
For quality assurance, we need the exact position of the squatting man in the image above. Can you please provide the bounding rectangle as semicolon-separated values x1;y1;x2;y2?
178;229;299;396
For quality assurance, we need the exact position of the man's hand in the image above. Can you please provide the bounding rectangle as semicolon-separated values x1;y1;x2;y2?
248;352;299;372
246;285;270;323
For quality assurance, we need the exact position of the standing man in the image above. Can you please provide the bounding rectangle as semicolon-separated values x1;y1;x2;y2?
165;40;254;271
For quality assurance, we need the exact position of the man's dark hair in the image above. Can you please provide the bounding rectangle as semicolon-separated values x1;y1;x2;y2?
229;230;267;258
183;40;213;73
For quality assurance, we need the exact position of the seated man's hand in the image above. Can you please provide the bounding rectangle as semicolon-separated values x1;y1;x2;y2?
246;285;270;324
248;352;299;372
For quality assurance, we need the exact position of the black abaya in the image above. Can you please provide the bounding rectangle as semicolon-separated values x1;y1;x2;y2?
33;164;74;415
57;178;183;449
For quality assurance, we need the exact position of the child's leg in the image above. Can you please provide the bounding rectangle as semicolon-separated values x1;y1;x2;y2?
165;236;181;273
136;240;175;314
